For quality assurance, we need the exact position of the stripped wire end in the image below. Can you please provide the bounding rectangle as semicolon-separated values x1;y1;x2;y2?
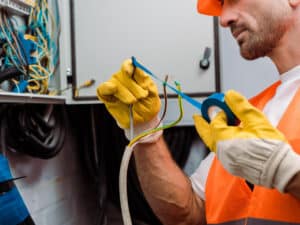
128;80;184;147
174;81;182;93
174;80;180;86
162;81;168;87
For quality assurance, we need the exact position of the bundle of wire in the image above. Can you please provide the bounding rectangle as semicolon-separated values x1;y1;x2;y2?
0;0;60;94
119;79;184;225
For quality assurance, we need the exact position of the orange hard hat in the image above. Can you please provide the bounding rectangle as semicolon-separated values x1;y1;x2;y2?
197;0;222;16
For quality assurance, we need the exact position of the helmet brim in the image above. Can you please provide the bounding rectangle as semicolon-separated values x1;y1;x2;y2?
197;0;222;16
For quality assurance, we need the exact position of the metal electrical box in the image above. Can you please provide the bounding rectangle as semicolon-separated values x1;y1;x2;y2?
62;0;220;102
0;0;221;125
58;0;221;124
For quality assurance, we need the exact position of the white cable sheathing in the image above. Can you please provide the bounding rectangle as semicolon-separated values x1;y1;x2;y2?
119;106;134;225
119;144;135;225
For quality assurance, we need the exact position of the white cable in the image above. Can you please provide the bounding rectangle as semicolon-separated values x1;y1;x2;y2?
129;105;134;140
119;107;163;225
119;145;134;225
119;106;134;225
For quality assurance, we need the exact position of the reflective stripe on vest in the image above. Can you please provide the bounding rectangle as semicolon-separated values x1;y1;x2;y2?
205;81;300;225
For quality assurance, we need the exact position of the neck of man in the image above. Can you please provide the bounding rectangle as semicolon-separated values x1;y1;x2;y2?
269;42;300;75
268;9;300;74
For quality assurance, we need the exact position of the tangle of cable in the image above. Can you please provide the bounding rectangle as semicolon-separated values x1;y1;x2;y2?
0;0;60;94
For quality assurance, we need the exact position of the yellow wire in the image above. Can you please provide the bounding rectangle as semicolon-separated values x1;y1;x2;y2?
26;0;59;95
27;79;40;91
30;64;50;77
0;16;26;73
128;82;184;147
3;44;26;72
28;65;51;93
42;0;57;37
3;13;27;66
36;28;48;48
75;79;96;97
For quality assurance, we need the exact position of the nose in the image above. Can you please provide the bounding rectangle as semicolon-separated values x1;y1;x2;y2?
219;4;238;27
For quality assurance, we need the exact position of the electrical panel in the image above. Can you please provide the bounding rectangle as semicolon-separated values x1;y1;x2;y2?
62;0;220;103
0;0;221;124
0;0;64;103
56;0;221;124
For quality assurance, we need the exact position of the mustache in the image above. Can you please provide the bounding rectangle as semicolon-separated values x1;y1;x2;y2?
230;23;248;37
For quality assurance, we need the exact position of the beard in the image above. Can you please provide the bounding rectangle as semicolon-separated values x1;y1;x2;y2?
231;13;290;60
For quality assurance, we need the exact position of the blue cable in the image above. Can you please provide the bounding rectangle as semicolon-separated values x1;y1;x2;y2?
131;56;237;125
131;56;203;110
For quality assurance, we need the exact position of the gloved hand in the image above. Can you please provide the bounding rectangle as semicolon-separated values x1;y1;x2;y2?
97;59;162;143
193;90;300;192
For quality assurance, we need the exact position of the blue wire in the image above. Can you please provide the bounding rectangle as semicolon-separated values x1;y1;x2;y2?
131;56;203;110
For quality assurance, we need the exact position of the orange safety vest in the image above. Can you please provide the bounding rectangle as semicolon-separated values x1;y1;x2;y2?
205;81;300;225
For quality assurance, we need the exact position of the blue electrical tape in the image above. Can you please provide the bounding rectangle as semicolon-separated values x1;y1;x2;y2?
18;33;37;65
0;155;30;225
131;56;236;125
201;93;236;125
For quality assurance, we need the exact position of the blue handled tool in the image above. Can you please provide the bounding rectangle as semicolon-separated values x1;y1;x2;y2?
0;154;35;225
131;56;236;125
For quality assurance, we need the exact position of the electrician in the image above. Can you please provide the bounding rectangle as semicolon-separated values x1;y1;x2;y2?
97;0;300;224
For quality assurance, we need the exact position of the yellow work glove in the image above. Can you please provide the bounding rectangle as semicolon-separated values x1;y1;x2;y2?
97;59;162;143
193;90;300;192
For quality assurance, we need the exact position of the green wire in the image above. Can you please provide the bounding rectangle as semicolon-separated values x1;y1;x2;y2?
128;82;184;147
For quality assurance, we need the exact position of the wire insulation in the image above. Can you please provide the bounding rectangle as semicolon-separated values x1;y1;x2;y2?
119;82;184;225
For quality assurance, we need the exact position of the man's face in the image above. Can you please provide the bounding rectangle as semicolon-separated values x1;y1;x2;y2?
220;0;292;60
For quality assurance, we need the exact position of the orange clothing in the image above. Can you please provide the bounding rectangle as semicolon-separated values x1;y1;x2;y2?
205;81;300;224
